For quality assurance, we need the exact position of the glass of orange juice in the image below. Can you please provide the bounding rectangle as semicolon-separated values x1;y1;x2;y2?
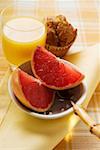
1;3;46;66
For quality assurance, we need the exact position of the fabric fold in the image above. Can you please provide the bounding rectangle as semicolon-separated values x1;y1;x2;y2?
0;45;99;150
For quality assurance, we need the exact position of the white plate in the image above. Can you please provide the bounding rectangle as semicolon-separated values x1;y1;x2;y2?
8;60;87;119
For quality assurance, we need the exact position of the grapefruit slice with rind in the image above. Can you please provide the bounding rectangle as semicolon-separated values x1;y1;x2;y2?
11;69;54;112
32;46;84;90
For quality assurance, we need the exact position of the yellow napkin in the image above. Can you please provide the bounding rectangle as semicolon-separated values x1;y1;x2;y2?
0;44;99;150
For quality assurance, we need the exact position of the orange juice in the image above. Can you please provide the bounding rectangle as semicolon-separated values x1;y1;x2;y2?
2;17;46;65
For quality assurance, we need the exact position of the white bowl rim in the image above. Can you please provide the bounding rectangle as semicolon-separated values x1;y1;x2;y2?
8;59;87;119
8;77;87;120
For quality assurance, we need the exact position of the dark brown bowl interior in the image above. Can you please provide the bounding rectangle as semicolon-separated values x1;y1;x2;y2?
17;61;85;115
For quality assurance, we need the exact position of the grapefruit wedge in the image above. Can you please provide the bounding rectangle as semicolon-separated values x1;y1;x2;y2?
11;69;54;112
31;46;85;90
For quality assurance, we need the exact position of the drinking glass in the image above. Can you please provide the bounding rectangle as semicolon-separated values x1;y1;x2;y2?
1;3;46;66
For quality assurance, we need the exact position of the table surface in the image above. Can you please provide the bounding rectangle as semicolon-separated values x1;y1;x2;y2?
0;0;100;150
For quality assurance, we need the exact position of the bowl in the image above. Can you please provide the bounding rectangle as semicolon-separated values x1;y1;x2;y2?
8;60;87;119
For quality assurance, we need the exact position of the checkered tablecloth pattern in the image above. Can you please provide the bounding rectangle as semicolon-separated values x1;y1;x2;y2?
0;0;99;150
54;84;100;150
53;0;100;149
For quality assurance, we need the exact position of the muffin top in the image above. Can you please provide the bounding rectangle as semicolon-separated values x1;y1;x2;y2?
46;15;77;47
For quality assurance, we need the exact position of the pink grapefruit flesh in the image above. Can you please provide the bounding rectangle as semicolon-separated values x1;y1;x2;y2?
11;69;54;112
32;46;85;90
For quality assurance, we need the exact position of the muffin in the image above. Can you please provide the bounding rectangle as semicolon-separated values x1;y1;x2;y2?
45;15;77;57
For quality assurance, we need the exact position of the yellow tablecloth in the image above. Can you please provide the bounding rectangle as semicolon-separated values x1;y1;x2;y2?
0;0;99;150
0;44;99;150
